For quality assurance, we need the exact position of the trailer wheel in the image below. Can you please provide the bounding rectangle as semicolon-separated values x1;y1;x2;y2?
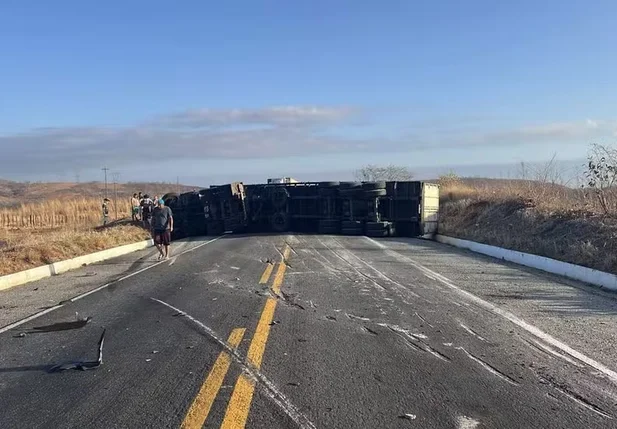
342;220;363;229
364;189;387;198
162;192;179;205
318;181;340;188
272;187;289;209
341;227;363;235
319;219;340;228
366;229;389;237
339;182;362;189
366;221;390;230
271;212;290;232
362;182;387;190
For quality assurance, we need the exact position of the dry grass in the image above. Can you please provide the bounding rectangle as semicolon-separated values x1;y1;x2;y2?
0;196;153;276
0;197;132;229
0;223;151;276
438;176;617;274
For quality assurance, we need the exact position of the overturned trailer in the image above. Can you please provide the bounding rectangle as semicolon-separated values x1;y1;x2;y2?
162;181;439;239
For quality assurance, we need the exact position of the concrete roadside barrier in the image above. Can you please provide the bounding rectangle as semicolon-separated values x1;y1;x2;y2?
0;239;154;292
434;234;617;292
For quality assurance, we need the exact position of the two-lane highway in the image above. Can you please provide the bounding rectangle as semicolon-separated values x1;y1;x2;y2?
1;234;617;428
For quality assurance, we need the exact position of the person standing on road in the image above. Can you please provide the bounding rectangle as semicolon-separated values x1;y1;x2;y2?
131;193;140;221
152;198;173;260
141;194;154;229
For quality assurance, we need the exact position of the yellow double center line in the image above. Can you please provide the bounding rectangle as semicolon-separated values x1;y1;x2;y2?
220;245;290;428
181;328;246;429
180;244;291;429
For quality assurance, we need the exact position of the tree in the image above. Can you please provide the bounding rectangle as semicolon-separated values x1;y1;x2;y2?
583;143;617;214
353;164;414;181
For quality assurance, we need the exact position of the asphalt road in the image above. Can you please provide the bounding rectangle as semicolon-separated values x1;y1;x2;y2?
1;234;617;429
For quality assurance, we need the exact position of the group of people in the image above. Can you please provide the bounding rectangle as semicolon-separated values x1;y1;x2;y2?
131;192;174;260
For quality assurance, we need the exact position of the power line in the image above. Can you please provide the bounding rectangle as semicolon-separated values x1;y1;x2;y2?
102;167;110;199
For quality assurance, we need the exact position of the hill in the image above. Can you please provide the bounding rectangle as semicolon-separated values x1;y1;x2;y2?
0;180;199;207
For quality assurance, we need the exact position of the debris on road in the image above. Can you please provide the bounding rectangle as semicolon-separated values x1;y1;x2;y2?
270;320;281;326
326;315;337;321
49;329;105;373
27;316;92;334
399;414;417;420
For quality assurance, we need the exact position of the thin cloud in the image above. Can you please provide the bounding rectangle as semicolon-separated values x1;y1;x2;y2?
151;106;357;129
1;107;615;179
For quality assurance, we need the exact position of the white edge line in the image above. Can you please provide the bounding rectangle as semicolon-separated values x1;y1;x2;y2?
363;236;617;386
0;235;224;335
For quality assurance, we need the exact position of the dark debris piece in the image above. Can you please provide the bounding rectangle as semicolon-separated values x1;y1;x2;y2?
48;329;105;373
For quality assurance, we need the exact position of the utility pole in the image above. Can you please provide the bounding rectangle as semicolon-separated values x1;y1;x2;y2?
176;176;180;194
102;167;110;199
112;172;120;220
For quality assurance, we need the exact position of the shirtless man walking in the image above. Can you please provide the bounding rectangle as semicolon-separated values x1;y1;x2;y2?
152;198;174;260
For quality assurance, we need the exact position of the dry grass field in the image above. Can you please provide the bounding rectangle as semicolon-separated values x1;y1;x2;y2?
0;180;192;276
438;174;617;274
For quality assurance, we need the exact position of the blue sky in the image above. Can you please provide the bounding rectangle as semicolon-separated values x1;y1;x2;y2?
1;1;616;184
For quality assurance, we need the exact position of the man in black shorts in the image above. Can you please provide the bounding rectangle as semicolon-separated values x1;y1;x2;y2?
152;198;173;260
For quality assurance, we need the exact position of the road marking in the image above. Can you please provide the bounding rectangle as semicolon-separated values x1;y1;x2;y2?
0;236;224;335
246;298;278;368
221;244;290;428
151;297;316;429
363;236;617;386
259;264;274;284
181;328;246;429
221;298;277;428
283;245;291;260
271;263;287;295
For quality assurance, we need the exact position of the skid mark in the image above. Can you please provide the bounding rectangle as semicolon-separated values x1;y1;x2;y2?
151;298;317;429
542;376;613;419
458;347;519;386
363;326;379;336
383;324;450;362
459;323;486;342
346;313;371;322
414;312;434;328
363;237;617;388
521;338;582;367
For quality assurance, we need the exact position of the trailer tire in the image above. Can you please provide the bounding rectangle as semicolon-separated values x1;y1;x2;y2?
364;189;387;198
271;212;290;232
366;221;390;230
339;182;362;189
342;220;362;229
366;229;389;237
319;219;340;228
341;228;363;235
318;181;340;188
362;182;387;190
162;193;179;205
272;187;289;209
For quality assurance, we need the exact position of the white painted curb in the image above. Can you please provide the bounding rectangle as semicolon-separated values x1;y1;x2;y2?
0;239;154;292
434;235;617;292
